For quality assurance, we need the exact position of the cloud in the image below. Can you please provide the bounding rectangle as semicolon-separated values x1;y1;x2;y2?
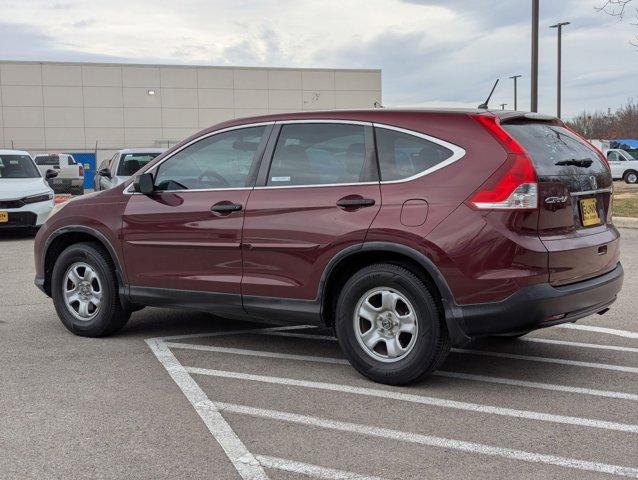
0;0;636;117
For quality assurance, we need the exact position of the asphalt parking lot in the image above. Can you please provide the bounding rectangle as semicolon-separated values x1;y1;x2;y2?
1;230;637;479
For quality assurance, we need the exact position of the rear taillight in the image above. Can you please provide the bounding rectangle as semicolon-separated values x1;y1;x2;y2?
78;164;84;177
469;114;538;211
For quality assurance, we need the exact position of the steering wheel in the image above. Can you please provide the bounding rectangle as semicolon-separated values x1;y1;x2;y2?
198;170;231;188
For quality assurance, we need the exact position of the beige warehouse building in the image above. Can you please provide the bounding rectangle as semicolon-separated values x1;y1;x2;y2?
0;60;382;157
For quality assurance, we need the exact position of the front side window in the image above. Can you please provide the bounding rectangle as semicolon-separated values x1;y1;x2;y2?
0;155;40;178
375;127;454;182
608;151;622;162
117;152;162;176
154;126;266;191
267;123;367;186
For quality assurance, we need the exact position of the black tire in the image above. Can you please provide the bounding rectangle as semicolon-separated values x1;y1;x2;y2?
51;242;130;337
73;186;85;196
335;263;450;385
623;170;638;184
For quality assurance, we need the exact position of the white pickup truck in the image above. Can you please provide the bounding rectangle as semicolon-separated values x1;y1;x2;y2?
33;153;85;195
605;149;638;184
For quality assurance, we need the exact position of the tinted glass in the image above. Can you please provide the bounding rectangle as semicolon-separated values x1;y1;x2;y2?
154;126;265;191
117;152;162;176
607;151;622;162
268;123;366;186
0;155;40;178
502;123;607;176
34;154;59;166
375;128;453;181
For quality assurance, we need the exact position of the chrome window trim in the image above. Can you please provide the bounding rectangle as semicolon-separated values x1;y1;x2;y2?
274;119;372;126
570;188;613;197
123;121;275;195
373;123;466;184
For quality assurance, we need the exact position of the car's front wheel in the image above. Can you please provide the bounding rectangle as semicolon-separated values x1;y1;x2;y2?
335;263;450;385
624;170;638;184
51;242;130;337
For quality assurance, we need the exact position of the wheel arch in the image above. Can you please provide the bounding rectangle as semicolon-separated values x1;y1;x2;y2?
42;226;127;300
319;241;471;346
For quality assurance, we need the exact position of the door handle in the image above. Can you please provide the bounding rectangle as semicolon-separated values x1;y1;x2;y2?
336;197;376;208
211;203;242;213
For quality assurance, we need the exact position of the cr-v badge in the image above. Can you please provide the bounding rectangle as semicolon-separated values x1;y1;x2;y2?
545;196;568;204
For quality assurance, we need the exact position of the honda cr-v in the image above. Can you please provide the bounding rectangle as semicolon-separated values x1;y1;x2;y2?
34;109;623;385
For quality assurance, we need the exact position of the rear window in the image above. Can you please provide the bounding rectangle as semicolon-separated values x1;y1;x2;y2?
502;123;606;176
35;154;60;166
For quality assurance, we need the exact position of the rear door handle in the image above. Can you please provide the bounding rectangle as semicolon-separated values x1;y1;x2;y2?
211;203;242;213
336;197;376;208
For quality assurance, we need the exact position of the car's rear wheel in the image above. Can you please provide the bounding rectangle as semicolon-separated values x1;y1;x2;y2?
624;170;638;184
51;242;130;337
335;263;450;385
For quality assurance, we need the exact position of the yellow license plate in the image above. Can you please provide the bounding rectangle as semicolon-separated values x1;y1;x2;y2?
579;198;601;227
0;211;8;223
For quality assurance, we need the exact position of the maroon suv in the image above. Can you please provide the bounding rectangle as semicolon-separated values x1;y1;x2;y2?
34;109;623;385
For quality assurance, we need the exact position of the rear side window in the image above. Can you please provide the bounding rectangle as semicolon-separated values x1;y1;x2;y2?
375;127;453;181
267;123;367;186
501;123;606;176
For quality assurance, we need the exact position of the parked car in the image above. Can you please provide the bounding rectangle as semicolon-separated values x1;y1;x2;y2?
34;109;623;385
605;148;638;184
94;148;165;191
33;153;84;195
0;150;56;231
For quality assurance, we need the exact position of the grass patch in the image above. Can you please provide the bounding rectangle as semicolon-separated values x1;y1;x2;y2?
614;192;638;218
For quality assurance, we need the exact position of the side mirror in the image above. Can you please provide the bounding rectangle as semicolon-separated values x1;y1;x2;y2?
133;172;155;195
45;169;58;179
98;167;112;178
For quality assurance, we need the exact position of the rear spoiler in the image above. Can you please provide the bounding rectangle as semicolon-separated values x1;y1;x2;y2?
498;112;557;124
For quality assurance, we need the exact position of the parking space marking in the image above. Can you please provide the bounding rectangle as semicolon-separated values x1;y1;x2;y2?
255;455;386;480
186;366;638;433
145;338;269;480
520;337;638;353
216;401;638;478
556;324;638;339
435;371;638;401
171;342;638;401
454;348;638;373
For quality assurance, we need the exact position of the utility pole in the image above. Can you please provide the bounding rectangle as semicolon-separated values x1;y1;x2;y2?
531;0;539;112
509;75;522;110
500;103;507;110
550;21;570;118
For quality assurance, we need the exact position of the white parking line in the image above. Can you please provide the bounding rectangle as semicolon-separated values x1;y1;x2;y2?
186;367;638;433
216;401;638;478
171;343;638;401
454;348;638;374
145;338;269;480
255;455;386;480
556;324;638;339
435;371;638;401
520;337;638;353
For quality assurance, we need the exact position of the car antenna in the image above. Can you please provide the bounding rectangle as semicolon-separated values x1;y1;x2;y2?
478;78;499;110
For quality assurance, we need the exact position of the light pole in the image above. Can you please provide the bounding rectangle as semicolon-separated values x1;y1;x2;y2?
500;103;507;110
531;0;539;112
550;21;570;118
509;75;522;110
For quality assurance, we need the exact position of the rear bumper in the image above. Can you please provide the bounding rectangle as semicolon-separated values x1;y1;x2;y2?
454;262;624;337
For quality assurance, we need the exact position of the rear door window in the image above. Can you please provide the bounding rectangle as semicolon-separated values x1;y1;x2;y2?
374;127;454;181
267;123;369;186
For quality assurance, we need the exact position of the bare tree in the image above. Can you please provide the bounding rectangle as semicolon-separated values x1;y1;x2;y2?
567;99;638;139
596;0;638;46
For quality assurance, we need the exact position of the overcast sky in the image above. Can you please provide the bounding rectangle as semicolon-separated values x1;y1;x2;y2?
0;0;636;118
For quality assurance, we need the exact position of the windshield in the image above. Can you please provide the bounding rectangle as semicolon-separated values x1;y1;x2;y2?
116;153;161;176
502;123;606;176
0;155;40;178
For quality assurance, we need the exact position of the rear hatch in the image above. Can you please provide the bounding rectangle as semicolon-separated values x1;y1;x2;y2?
501;120;619;285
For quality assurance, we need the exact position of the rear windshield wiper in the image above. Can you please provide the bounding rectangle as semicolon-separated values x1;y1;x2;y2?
554;158;593;167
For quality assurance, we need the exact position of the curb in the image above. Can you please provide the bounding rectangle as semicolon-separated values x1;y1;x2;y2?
614;217;638;229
